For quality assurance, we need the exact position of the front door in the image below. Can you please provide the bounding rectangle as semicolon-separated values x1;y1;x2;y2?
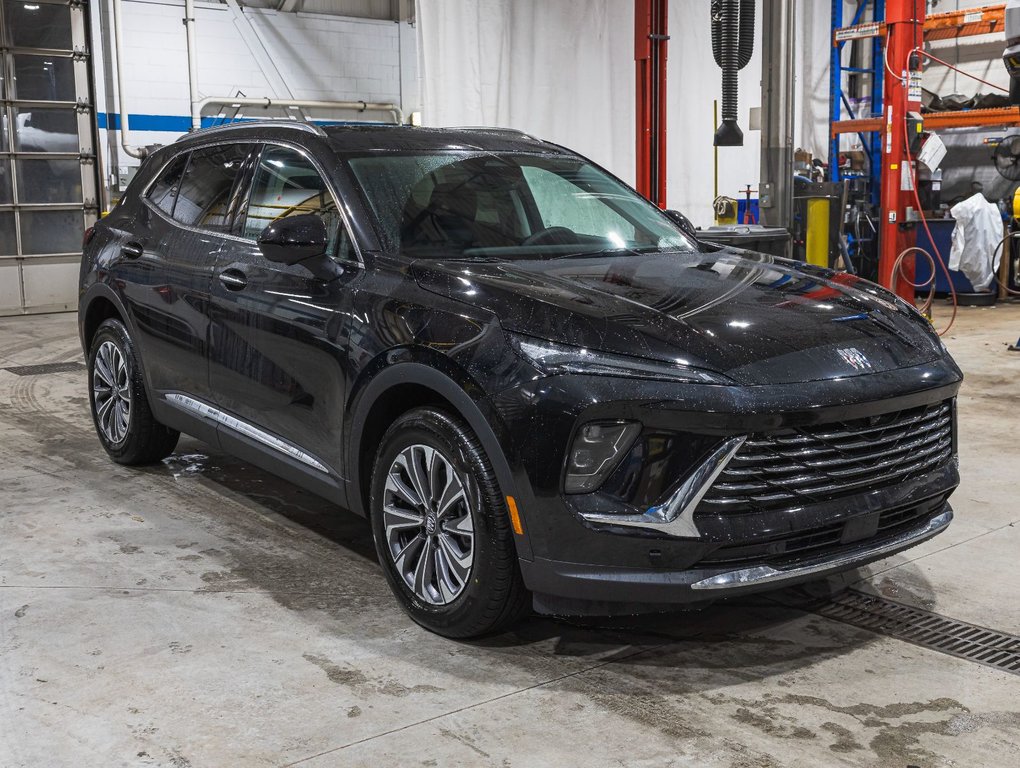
207;143;358;478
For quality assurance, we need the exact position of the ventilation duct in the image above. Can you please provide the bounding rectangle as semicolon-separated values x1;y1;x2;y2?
711;0;755;147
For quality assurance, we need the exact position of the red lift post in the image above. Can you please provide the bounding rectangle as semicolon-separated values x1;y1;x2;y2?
635;0;669;208
878;0;925;301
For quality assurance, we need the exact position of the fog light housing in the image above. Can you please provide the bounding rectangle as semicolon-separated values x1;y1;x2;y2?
564;421;641;494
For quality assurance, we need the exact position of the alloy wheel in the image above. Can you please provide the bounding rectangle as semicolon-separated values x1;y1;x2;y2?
382;444;475;605
93;340;131;444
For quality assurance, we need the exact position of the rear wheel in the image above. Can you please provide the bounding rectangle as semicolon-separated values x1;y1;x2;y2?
88;318;179;465
370;407;529;637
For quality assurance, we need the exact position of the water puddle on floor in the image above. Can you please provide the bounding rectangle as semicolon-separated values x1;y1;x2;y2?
161;453;215;479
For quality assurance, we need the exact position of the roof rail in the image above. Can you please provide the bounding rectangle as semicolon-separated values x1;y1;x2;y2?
180;120;327;141
450;126;540;141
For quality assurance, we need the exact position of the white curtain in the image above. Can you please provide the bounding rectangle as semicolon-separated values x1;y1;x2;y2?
665;0;764;227
795;1;845;161
415;0;635;184
416;0;837;227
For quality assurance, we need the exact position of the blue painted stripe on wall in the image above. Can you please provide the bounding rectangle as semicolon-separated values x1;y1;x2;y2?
96;112;390;131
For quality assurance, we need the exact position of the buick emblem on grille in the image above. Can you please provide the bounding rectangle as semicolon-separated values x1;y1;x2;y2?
837;347;872;371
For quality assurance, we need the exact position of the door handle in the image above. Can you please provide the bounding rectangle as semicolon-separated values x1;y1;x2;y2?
218;268;248;291
121;241;144;259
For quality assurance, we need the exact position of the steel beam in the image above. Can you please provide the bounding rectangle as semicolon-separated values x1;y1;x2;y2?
224;0;306;120
635;0;668;208
759;0;796;231
877;0;923;300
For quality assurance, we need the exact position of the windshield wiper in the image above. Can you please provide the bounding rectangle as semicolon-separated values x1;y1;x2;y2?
551;245;664;260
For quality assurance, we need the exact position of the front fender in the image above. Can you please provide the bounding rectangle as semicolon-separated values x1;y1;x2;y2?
346;355;535;561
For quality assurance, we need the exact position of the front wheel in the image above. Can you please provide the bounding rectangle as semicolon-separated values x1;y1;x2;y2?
88;318;179;465
370;407;529;638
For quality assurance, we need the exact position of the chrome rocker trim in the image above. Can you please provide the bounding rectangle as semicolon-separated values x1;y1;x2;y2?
579;436;747;538
690;508;953;591
164;393;330;474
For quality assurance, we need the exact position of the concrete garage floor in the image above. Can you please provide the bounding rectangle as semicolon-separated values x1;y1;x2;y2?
1;305;1019;768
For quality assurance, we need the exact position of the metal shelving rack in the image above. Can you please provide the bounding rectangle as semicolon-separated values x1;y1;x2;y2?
828;1;1014;297
829;0;885;202
834;4;1015;134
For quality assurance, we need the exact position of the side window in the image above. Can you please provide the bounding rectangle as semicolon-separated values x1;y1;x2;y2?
147;154;189;217
172;144;250;231
522;166;636;241
242;145;353;260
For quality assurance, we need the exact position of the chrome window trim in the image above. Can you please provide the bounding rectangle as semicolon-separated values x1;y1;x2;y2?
164;393;331;474
139;138;364;266
579;436;746;539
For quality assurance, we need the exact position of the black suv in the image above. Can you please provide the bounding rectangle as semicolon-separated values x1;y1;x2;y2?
79;122;961;637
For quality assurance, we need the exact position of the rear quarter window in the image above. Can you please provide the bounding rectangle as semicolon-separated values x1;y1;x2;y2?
146;154;188;217
172;144;251;231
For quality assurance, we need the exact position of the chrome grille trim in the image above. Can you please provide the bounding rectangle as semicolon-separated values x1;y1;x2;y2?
715;434;952;492
745;404;948;447
735;409;949;461
580;436;746;538
699;401;954;512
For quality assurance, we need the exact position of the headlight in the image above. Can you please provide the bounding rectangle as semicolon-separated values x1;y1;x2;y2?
509;334;730;384
565;421;641;494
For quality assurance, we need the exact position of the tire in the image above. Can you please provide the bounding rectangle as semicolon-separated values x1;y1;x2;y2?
87;318;180;465
370;407;529;638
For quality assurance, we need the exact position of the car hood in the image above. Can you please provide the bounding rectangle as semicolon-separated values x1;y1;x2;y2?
411;248;946;385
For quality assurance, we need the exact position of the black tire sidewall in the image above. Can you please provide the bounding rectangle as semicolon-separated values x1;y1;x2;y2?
370;408;515;636
87;319;154;462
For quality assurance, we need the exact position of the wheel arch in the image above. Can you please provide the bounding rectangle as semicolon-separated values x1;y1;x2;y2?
79;285;130;356
347;358;533;561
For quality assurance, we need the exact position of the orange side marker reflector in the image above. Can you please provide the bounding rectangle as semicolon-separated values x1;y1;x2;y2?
506;495;523;535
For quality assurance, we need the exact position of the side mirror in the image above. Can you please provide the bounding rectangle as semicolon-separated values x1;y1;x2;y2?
664;209;699;242
257;213;327;265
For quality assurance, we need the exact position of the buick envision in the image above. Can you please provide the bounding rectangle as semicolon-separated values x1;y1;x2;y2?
79;123;961;637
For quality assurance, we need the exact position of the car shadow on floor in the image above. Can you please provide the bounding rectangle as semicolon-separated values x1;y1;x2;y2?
152;439;380;562
147;442;908;679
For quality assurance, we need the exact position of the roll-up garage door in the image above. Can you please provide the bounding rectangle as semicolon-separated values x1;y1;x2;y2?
1;0;99;315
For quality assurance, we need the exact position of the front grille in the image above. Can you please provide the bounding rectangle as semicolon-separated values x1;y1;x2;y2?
698;400;954;514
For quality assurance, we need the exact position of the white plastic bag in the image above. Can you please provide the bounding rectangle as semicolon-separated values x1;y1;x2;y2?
949;193;1003;292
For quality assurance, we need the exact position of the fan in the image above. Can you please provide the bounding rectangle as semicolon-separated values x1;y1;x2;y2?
992;135;1020;181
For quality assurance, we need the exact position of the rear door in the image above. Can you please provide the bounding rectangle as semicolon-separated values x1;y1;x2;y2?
133;142;256;404
207;143;359;478
110;153;185;387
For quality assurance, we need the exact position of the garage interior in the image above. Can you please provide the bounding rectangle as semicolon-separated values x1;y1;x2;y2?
2;1;1020;766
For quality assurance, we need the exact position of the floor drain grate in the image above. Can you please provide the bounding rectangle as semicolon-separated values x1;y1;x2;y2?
817;589;1020;675
4;361;85;376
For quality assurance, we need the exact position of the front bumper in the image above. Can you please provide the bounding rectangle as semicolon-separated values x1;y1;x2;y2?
522;503;952;612
490;357;962;612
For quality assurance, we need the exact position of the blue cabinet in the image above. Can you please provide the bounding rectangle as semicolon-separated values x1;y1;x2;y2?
913;218;978;294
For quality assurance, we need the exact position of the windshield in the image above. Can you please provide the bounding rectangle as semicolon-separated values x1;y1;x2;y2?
345;152;694;259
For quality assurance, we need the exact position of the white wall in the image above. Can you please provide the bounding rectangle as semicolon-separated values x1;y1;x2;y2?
415;0;635;186
91;0;420;197
666;0;764;227
416;0;841;228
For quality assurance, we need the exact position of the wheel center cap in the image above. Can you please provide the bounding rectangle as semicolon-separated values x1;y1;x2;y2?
424;511;437;536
